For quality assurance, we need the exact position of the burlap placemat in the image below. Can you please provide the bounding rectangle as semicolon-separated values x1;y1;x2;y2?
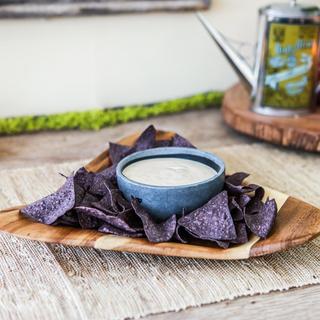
0;143;319;320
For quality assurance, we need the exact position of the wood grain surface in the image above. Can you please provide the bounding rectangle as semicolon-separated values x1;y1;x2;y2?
144;285;320;320
222;83;320;152
0;130;319;260
0;109;255;170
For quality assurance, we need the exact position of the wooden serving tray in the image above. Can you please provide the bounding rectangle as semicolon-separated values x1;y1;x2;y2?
223;83;320;152
0;130;320;260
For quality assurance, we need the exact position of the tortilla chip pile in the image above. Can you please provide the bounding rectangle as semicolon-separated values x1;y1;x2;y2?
21;125;277;247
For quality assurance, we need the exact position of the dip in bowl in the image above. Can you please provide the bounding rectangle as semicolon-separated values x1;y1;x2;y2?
116;147;225;221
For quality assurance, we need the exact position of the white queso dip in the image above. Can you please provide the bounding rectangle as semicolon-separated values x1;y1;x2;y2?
122;157;217;187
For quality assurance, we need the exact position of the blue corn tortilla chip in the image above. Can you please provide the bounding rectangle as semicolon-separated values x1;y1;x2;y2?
225;181;264;197
116;194;132;212
109;142;131;164
182;219;248;248
250;185;265;202
244;198;277;238
79;192;100;207
174;209;189;243
98;164;117;184
154;139;172;148
92;194;118;215
182;228;230;249
237;194;251;208
225;172;250;196
225;172;249;186
108;189;131;213
225;173;265;200
92;184;131;215
73;168;97;204
74;184;86;207
78;211;101;229
247;184;265;198
175;225;189;243
108;125;157;167
175;219;230;248
215;240;230;249
229;197;244;222
98;224;144;238
171;134;195;148
231;222;248;244
73;167;94;190
53;211;79;227
75;206;142;233
116;210;144;231
133;125;157;151
225;182;255;196
21;175;76;224
245;198;264;215
101;214;142;233
74;206;110;223
88;174;115;196
131;198;176;243
178;191;236;241
73;167;94;205
175;217;228;246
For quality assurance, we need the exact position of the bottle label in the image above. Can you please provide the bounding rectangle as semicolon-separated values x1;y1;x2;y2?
262;23;319;109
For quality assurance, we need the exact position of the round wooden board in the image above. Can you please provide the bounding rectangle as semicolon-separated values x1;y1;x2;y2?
222;83;320;152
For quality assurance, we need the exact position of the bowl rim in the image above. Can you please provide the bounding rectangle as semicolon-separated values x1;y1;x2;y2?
116;147;225;190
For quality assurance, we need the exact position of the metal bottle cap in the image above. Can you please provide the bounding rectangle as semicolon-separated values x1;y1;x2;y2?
260;1;320;20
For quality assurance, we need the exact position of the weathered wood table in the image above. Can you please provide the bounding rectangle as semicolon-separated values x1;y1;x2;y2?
0;108;319;320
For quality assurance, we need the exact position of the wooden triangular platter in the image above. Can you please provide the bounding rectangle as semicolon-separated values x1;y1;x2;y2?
0;130;319;260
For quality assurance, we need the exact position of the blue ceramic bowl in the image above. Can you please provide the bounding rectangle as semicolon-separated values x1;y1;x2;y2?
116;147;225;221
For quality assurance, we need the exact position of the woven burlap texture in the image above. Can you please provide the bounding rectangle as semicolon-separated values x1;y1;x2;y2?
0;143;319;320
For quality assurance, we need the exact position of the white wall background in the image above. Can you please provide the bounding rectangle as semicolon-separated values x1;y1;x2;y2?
0;0;315;117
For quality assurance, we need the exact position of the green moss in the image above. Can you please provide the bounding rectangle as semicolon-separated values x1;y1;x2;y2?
0;91;223;135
